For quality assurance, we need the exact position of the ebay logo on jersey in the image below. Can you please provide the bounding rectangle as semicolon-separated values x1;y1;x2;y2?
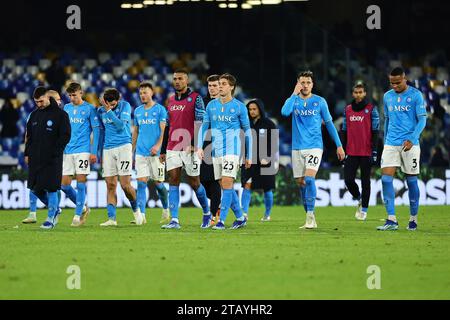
349;116;365;122
170;105;186;111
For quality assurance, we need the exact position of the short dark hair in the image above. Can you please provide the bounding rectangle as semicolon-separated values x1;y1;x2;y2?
390;67;405;77
353;83;366;92
33;86;47;99
174;68;189;76
297;70;314;82
219;73;237;95
139;81;153;90
207;74;220;83
66;82;82;94
103;88;120;102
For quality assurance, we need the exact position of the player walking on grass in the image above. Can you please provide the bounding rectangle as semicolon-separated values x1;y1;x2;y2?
97;88;143;227
341;83;380;221
25;87;71;229
281;71;345;229
240;98;278;222
60;82;100;227
23;90;63;224
200;74;222;224
159;69;211;230
132;81;170;224
378;67;427;231
197;73;252;230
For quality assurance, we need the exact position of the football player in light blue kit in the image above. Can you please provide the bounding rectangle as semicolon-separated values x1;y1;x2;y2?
61;83;100;227
97;88;143;226
132;81;170;224
197;73;252;230
281;71;345;229
378;67;427;231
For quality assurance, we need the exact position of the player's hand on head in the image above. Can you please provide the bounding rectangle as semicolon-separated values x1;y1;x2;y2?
89;154;97;164
293;81;303;95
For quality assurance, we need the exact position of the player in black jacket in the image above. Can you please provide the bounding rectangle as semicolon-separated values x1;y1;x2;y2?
241;99;278;221
25;87;71;229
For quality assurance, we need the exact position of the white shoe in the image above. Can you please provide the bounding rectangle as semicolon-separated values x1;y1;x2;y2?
160;208;171;223
80;206;90;225
243;213;248;221
22;213;37;224
100;219;117;227
131;216;147;224
261;215;271;222
355;211;367;221
354;201;362;218
133;208;144;226
71;215;81;227
300;213;317;229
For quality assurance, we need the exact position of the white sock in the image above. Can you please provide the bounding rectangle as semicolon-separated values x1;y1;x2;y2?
29;212;36;217
388;215;397;222
172;218;179;223
410;215;418;223
237;216;245;221
203;211;211;216
307;211;315;216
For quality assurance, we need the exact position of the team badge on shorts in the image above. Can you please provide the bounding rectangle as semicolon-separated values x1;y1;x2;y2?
230;108;235;114
313;102;318;107
407;97;412;103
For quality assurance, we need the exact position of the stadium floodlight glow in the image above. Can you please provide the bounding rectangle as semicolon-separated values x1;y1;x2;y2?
218;3;227;8
283;0;309;2
166;0;174;4
247;0;261;5
228;3;238;8
121;3;133;8
132;3;144;8
261;0;281;4
155;0;165;4
143;0;153;4
241;3;252;9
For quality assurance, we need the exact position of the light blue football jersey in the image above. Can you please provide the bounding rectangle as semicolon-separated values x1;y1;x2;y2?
281;94;333;150
383;86;427;146
97;100;132;150
134;103;167;157
63;101;100;154
200;98;252;158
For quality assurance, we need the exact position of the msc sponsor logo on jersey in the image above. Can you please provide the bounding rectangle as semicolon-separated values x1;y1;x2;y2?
349;115;364;122
295;109;319;116
138;119;157;125
170;105;186;112
70;117;85;124
215;115;234;122
388;105;411;112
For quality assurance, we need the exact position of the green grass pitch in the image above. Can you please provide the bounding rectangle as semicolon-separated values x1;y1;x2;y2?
1;205;450;300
